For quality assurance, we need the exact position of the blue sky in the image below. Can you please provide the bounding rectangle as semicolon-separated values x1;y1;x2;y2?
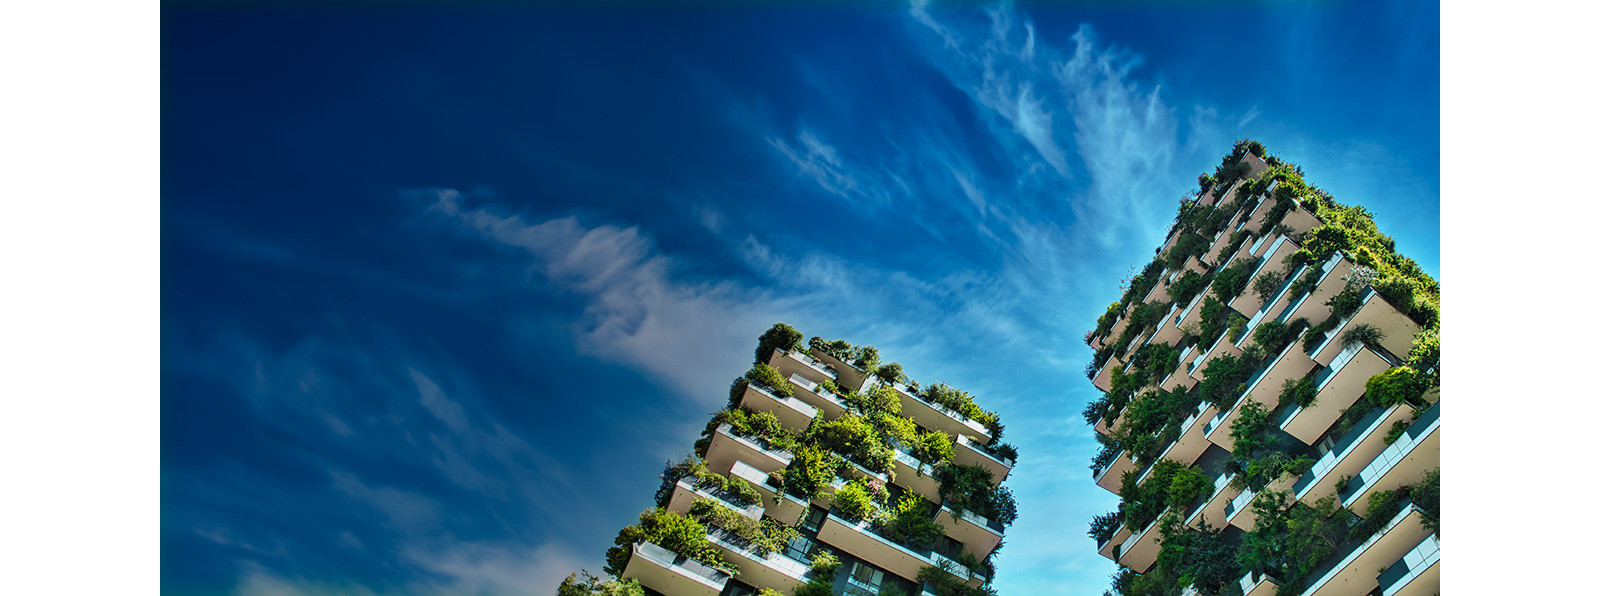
161;2;1439;594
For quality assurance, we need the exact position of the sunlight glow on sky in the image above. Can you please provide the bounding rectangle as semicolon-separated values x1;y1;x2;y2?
161;2;1439;594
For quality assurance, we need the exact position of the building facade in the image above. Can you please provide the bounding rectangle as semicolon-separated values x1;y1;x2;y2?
1081;142;1441;596
587;325;1018;596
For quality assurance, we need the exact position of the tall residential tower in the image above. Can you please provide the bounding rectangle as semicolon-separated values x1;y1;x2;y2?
1082;142;1440;596
568;325;1018;596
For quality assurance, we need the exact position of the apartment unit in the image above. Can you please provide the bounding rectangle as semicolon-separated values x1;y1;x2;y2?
589;325;1018;596
1081;142;1440;596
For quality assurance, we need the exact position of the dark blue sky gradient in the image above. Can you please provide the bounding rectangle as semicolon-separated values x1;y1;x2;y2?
163;2;1438;594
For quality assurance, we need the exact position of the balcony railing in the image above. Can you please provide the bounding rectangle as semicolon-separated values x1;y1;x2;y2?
1339;402;1441;508
1375;534;1440;596
625;541;731;595
705;526;810;582
784;349;839;380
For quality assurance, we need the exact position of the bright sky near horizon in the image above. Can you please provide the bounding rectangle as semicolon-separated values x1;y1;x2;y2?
161;2;1439;595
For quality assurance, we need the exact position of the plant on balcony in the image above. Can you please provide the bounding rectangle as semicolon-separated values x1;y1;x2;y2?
849;383;903;418
808;336;881;373
688;498;798;557
913;429;954;465
832;477;883;521
1412;467;1440;534
558;571;645;596
744;363;794;398
1088;510;1122;545
1164;232;1208;271
1382;419;1411;445
1151;516;1237;595
604;507;732;578
1364;366;1426;408
809;549;840;581
809;413;893;473
1405;328;1440;388
786;444;841;499
756;323;804;365
933;463;1017;528
988;443;1018;464
1116;459;1200;531
878;493;945;549
654;457;764;509
1166;270;1211;307
1237;492;1356;595
1094;301;1123;339
1251;268;1287;303
1197;353;1254;410
792;582;833;596
875;362;906;385
1213;256;1262;303
1340;323;1384;349
917;564;997;596
1279;375;1317;409
697;407;797;457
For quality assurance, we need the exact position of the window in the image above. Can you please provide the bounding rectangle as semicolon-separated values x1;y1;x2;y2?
782;535;814;562
800;506;827;532
844;561;884;596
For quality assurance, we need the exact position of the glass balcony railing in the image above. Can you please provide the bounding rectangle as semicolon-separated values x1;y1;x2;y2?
785;349;839;379
1375;534;1440;596
1291;404;1391;497
705;526;810;581
630;541;731;592
1339;402;1441;504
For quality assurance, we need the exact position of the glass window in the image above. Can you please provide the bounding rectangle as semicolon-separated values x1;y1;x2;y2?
782;535;814;562
800;506;826;532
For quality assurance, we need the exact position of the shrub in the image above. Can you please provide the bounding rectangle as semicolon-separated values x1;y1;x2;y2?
1167;465;1215;508
881;494;945;549
1213;257;1262;302
1365;366;1425;408
1280;375;1317;409
1252;269;1287;303
1382;420;1411;445
1340;323;1384;349
1088;511;1122;544
1326;286;1362;321
990;442;1019;463
792;581;833;596
755;323;803;365
809;549;840;581
605;508;728;577
558;571;645;596
745;363;793;397
914;429;955;465
876;362;905;384
786;444;840;498
832;479;879;520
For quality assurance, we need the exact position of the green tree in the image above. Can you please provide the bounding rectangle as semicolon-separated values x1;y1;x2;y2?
755;323;803;365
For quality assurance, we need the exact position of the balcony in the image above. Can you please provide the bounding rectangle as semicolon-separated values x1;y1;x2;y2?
1185;470;1241;531
703;423;793;477
786;373;849;421
704;526;810;594
1238;570;1281;596
953;434;1013;483
935;505;1004;560
1238;194;1279;235
1375;533;1440;596
1116;510;1167;573
1151;404;1217;469
1308;288;1419;366
771;348;840;388
1341;402;1441;516
1279;342;1395;445
1237;263;1309;344
1093;449;1135;492
890;444;942;503
665;478;763;522
1207;340;1313;452
740;382;818;433
817;510;979;586
1147;304;1184;347
881;380;993;444
732;460;807;526
1279;203;1323;236
1097;523;1134;561
1229;236;1299;319
808;349;874;393
1289;403;1407;505
1091;353;1123;393
1223;473;1296;532
621;541;730;596
1300;504;1433;596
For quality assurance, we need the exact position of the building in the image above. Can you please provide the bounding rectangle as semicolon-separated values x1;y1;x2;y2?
1080;142;1441;596
575;324;1018;596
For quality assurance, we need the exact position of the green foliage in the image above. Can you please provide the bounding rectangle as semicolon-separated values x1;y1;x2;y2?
707;407;796;453
604;508;728;577
558;571;645;596
1197;353;1253;410
1229;400;1274;459
786;444;841;499
880;494;946;549
1166;466;1215;508
1405;328;1440;386
1365;366;1425;408
934;462;1017;527
1413;468;1440;534
875;361;906;384
755;323;803;365
1094;301;1124;338
1152;517;1237;595
914;429;955;465
1279;375;1317;409
832;478;882;520
1213;257;1261;303
1088;510;1122;544
810;413;892;473
1382;419;1411;445
1164;232;1209;271
1251;317;1309;357
745;363;793;397
1340;323;1384;349
792;581;834;596
918;565;997;596
688;498;798;557
848;384;903;417
1167;271;1212;307
1251;268;1287;303
1237;492;1355;594
809;549;840;582
1325;285;1363;320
